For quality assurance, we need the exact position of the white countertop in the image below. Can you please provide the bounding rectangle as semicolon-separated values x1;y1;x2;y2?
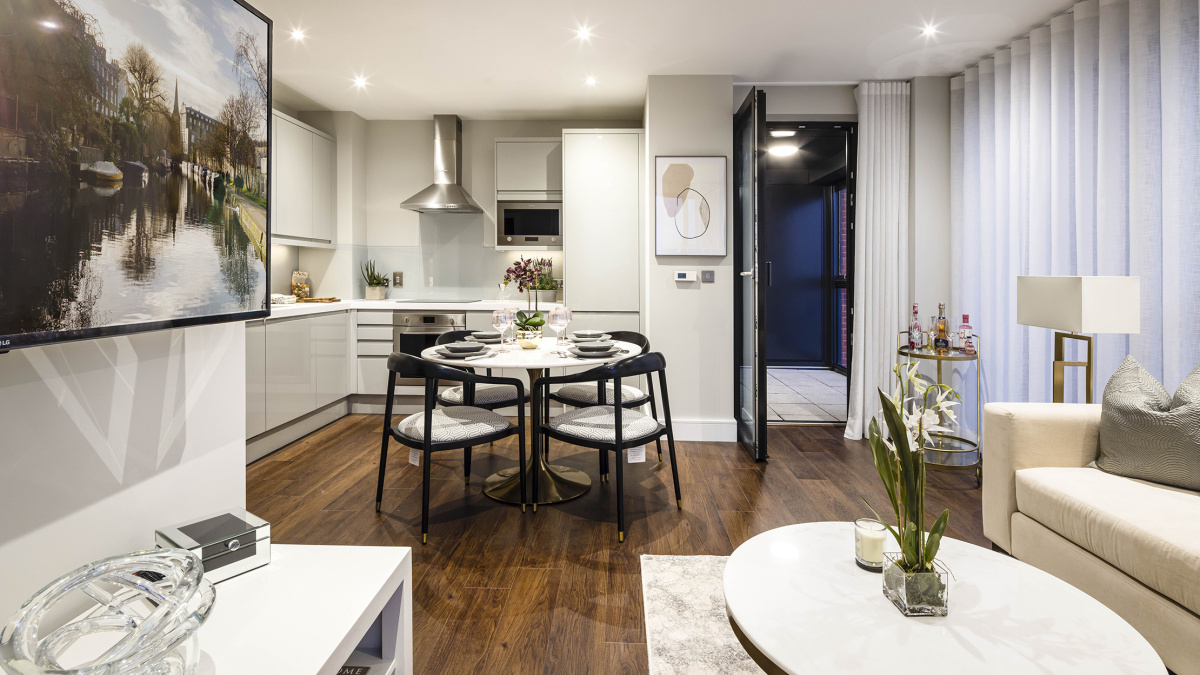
262;299;564;320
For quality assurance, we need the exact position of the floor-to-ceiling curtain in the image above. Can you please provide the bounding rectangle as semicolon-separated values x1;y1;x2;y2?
952;0;1200;402
846;82;910;440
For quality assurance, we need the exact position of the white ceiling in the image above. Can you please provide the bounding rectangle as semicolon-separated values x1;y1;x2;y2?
253;0;1071;120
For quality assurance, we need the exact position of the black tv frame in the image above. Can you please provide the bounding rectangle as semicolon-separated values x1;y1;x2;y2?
0;0;273;353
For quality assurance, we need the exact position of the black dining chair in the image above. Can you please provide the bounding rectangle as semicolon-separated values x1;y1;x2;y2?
376;353;527;544
547;330;663;479
533;352;680;543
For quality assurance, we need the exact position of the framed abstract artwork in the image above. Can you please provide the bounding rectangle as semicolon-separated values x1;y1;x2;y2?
655;156;727;256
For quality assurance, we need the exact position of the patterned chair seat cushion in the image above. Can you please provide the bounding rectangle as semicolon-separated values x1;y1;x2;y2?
439;383;524;406
547;406;660;443
555;383;647;405
394;406;512;443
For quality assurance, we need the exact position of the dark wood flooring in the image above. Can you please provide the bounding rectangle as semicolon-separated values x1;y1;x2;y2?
246;415;985;675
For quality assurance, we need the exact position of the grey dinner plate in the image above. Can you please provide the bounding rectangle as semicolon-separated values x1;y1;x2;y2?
568;346;622;359
570;333;612;343
434;348;474;359
465;335;503;344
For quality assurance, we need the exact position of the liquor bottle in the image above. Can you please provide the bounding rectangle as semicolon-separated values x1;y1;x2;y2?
928;315;938;351
908;303;922;349
934;303;950;355
959;314;976;355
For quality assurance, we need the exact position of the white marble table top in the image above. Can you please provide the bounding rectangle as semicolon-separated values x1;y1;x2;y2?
421;337;639;371
722;522;1163;674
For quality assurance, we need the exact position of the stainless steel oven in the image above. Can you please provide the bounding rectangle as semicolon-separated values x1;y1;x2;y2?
393;311;465;385
495;201;562;249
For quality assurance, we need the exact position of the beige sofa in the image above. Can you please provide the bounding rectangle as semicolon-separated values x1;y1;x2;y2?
983;402;1200;675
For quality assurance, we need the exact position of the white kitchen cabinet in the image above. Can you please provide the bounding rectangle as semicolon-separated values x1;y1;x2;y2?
311;134;334;241
272;111;335;244
313;311;350;408
264;316;314;429
495;138;562;200
356;356;391;396
562;129;643;312
355;311;395;395
246;320;266;438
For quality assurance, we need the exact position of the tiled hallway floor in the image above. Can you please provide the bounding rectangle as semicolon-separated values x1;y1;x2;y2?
767;368;848;422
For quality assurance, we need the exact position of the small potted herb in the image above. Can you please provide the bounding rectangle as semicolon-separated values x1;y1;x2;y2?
533;270;558;305
361;260;389;301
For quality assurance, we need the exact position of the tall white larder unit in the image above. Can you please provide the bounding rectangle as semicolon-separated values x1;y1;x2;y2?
562;129;643;312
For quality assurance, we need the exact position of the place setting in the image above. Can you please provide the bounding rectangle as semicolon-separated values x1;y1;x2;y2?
432;341;498;361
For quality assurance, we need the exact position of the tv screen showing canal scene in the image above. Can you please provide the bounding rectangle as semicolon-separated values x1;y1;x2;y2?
0;0;271;350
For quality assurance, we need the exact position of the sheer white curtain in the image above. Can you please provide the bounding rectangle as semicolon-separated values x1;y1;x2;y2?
846;82;910;440
951;0;1200;402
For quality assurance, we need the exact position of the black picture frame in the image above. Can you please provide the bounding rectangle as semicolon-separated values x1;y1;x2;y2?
0;0;273;353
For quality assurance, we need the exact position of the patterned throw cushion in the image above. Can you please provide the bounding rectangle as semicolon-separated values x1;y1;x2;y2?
556;383;647;405
439;383;523;406
1097;356;1200;491
547;406;660;443
394;406;512;443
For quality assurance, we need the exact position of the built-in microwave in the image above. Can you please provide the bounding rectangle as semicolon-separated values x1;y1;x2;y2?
495;201;562;250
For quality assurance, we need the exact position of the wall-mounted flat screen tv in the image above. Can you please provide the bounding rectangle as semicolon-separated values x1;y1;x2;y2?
0;0;271;351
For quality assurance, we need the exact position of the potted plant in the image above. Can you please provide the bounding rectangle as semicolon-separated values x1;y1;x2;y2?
503;257;555;336
533;269;558;305
863;363;960;617
361;260;389;301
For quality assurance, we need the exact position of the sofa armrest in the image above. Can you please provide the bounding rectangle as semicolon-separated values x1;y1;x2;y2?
982;402;1102;552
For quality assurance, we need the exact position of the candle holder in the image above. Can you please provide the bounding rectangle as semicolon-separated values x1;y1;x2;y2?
854;518;886;572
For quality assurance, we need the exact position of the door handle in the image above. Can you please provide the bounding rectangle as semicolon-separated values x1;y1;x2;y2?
767;261;772;287
739;271;754;277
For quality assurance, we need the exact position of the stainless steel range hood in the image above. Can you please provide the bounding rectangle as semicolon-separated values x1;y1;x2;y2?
399;115;482;214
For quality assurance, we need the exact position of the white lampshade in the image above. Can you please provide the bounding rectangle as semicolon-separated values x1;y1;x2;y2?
1017;276;1141;334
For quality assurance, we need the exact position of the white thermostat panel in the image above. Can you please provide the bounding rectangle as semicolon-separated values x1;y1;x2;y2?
674;271;697;282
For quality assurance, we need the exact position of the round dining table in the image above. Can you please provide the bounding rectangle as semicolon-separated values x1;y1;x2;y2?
420;335;639;505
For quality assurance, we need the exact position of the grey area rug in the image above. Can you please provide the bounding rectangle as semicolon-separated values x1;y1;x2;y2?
640;555;764;675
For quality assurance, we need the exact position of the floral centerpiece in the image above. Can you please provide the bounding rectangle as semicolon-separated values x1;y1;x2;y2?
503;256;554;337
863;363;960;616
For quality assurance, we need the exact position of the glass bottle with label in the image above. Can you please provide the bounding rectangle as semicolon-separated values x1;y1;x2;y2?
959;314;976;355
908;303;923;349
934;303;951;356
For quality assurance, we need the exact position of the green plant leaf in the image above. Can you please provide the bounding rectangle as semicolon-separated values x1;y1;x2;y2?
860;497;902;549
866;418;899;515
526;316;545;327
923;509;949;564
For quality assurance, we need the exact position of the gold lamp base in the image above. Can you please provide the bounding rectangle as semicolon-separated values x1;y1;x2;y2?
1052;331;1093;404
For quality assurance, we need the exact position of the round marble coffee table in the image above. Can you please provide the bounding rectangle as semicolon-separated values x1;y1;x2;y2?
723;522;1163;674
421;337;638;505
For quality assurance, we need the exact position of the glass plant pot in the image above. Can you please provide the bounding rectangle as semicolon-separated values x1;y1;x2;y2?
0;549;216;675
882;552;949;617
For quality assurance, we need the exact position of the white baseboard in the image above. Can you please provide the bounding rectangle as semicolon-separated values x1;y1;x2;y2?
246;400;350;464
670;418;738;442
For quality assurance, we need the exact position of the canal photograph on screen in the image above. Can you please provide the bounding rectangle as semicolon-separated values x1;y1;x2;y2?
0;0;270;347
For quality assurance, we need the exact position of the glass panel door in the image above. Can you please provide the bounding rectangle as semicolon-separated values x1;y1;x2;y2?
733;88;767;460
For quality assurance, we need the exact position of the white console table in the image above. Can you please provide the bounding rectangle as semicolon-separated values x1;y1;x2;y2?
198;544;412;675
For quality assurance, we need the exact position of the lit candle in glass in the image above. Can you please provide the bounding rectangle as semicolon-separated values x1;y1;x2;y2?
854;518;886;572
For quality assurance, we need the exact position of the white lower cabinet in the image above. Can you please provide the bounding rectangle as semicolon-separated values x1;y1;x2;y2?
246;320;266;438
256;311;351;436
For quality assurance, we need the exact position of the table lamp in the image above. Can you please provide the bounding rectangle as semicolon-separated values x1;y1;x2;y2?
1017;276;1141;403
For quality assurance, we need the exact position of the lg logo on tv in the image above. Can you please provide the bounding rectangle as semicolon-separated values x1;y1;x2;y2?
0;340;10;347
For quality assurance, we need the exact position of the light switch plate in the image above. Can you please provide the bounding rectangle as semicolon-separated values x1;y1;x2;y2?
393;272;403;287
674;270;697;282
700;270;716;283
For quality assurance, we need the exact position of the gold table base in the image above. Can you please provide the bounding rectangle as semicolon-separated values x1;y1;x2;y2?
481;366;593;505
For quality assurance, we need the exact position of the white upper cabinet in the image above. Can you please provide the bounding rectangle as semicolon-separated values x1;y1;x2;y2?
271;111;334;244
311;134;335;242
495;138;562;200
562;129;643;312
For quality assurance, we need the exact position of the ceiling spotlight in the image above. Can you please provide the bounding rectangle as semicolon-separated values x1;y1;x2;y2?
585;75;597;86
921;23;939;38
353;75;368;90
768;145;799;157
770;130;797;138
39;19;60;30
290;28;306;41
576;24;593;41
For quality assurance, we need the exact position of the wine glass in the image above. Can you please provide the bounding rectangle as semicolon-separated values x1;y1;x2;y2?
492;309;513;352
547;306;571;353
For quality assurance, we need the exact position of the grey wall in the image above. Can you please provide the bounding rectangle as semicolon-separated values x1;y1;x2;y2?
643;75;736;439
0;323;246;615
